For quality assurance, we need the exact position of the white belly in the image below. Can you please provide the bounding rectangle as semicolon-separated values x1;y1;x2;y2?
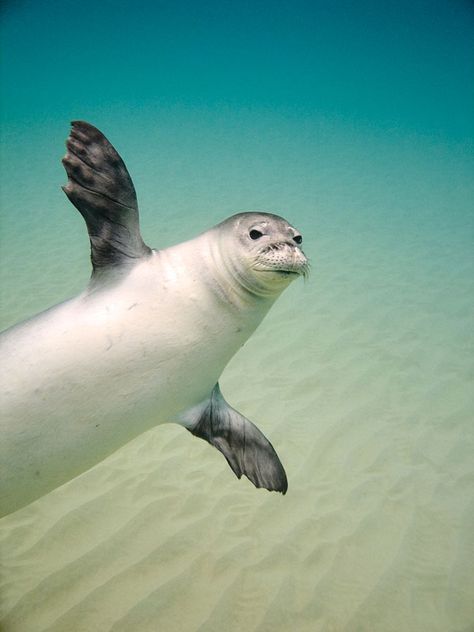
0;252;271;515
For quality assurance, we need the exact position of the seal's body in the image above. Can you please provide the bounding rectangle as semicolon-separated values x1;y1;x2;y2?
0;122;308;516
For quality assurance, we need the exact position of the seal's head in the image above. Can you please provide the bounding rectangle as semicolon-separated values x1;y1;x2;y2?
214;212;309;298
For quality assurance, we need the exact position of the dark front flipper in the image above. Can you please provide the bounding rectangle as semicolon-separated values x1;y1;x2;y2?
188;384;288;494
62;121;152;276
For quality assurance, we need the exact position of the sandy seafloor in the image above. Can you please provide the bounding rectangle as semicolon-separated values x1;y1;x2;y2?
1;3;474;628
0;108;473;632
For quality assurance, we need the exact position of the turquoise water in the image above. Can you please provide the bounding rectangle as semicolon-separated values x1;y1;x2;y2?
1;2;473;631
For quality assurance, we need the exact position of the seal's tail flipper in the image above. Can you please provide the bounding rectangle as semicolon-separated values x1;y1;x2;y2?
62;121;152;275
182;384;288;494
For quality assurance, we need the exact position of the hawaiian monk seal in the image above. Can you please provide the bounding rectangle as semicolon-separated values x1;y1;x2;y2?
0;121;308;516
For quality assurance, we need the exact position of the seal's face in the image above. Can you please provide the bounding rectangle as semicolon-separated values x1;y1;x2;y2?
219;212;309;296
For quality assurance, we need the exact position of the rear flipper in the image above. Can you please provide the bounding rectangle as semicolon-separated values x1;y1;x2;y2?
181;384;288;494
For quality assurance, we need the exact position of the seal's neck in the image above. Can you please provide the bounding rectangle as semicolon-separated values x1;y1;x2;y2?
199;231;283;312
152;231;281;333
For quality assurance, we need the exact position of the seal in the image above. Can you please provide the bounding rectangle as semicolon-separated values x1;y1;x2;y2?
0;121;308;516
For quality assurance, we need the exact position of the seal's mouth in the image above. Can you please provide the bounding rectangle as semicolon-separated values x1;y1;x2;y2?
254;242;309;278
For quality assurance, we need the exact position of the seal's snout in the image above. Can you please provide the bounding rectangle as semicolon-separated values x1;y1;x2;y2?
260;240;301;253
256;240;309;278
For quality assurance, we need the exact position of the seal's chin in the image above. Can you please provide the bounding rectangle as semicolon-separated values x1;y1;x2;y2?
253;242;309;279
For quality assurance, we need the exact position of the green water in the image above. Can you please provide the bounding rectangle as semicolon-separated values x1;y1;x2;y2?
1;2;473;631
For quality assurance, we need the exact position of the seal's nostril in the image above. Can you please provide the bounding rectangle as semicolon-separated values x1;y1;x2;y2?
293;235;302;245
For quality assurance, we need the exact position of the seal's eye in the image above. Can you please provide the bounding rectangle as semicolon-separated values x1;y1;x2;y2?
293;235;303;245
249;229;263;240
